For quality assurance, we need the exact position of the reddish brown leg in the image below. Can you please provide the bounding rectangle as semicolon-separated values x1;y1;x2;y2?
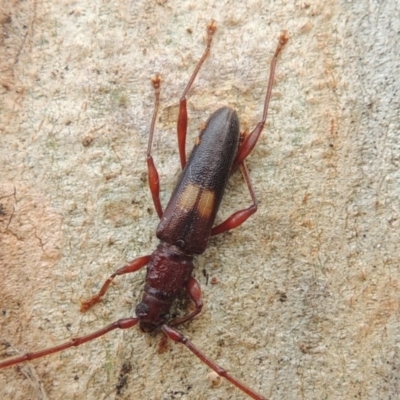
0;318;139;369
80;255;151;312
169;277;203;327
211;162;258;236
162;325;267;400
177;21;217;169
232;31;288;171
147;75;163;218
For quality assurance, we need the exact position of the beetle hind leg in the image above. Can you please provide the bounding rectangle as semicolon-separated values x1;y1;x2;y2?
177;21;217;169
147;75;164;219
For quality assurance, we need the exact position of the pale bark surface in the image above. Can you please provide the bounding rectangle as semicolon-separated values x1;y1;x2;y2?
0;1;399;399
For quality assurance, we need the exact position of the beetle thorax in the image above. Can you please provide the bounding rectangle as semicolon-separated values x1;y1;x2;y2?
135;242;194;332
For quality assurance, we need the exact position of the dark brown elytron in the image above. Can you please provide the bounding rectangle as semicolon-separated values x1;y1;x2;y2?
0;21;288;400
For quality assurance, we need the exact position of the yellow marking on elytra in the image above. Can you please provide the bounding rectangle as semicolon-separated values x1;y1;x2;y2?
178;184;215;219
197;189;215;218
178;184;200;212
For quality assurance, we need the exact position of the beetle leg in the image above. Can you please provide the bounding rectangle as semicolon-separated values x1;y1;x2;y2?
147;74;164;219
232;30;288;171
211;162;258;236
169;276;203;327
177;21;217;169
80;255;152;312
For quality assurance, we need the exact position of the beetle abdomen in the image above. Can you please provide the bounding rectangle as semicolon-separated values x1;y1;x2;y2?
157;107;240;254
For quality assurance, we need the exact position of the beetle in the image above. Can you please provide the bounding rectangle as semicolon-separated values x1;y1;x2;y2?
0;21;288;400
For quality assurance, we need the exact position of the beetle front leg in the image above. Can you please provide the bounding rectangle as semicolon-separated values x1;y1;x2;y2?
80;255;151;312
211;162;258;236
169;276;203;327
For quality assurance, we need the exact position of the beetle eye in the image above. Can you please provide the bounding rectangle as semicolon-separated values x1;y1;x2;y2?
135;303;149;318
160;312;169;321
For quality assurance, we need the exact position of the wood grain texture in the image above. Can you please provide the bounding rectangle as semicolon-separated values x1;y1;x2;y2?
0;1;399;399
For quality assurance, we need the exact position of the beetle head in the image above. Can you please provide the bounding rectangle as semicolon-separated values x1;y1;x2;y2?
135;295;170;333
